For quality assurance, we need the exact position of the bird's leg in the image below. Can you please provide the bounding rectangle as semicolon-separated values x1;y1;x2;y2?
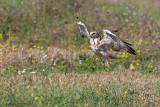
100;58;105;66
105;59;110;68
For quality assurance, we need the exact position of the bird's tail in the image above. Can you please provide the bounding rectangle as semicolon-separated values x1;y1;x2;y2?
122;40;132;46
124;45;136;55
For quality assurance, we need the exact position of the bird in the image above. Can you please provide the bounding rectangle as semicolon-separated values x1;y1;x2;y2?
76;18;136;67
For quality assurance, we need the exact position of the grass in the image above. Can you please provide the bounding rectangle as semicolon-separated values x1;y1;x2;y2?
0;71;160;106
0;0;160;106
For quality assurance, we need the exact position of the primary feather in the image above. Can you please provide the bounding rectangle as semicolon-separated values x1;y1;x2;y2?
77;21;90;39
100;30;136;55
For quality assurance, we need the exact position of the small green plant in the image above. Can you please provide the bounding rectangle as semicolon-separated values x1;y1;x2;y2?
77;54;103;73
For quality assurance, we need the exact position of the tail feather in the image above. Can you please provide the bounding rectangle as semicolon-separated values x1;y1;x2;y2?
125;45;136;55
110;30;118;33
122;40;132;46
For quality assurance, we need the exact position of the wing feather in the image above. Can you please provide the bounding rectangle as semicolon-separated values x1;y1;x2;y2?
103;30;120;42
99;29;136;55
77;21;90;39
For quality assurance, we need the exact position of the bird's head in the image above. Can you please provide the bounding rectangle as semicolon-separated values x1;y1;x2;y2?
90;31;100;38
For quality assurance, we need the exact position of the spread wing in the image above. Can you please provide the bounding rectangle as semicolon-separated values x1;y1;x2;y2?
103;30;132;46
99;29;136;55
77;21;90;39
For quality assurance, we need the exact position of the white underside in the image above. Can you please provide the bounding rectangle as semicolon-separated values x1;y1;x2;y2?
90;38;109;59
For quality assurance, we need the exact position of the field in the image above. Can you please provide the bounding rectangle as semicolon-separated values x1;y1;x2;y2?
0;0;160;106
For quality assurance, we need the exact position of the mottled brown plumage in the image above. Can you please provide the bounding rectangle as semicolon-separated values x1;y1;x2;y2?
101;30;136;55
76;20;136;67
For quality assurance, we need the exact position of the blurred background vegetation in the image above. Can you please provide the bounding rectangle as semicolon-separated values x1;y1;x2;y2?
0;0;159;73
0;0;160;106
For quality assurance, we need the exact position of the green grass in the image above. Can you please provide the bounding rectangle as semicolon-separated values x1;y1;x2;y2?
0;72;159;106
0;0;160;106
0;0;160;47
3;53;159;76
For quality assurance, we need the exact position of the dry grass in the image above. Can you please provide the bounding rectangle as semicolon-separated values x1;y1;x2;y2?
0;0;160;68
0;44;83;68
0;0;160;106
0;70;160;105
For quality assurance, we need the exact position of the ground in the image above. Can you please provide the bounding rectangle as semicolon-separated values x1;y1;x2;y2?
0;0;160;106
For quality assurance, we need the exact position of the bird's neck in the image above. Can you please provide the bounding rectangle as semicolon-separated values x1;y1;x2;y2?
90;38;100;46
